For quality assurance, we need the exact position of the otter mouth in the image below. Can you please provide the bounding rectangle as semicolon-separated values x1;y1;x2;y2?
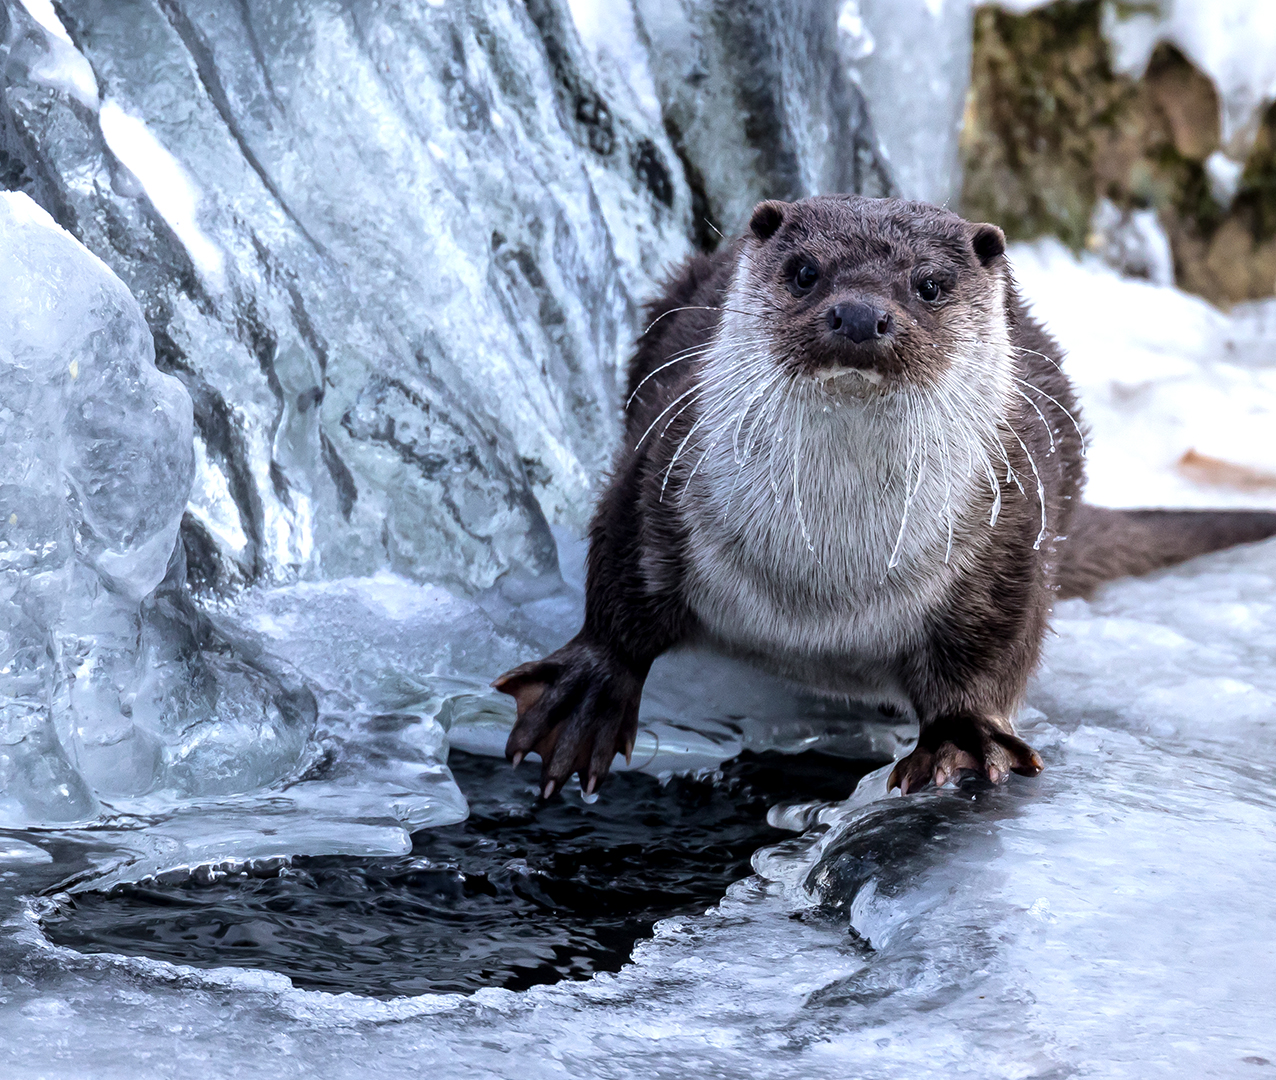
809;365;887;393
812;365;884;385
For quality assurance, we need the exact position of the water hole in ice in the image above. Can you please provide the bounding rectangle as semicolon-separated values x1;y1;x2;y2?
39;748;879;996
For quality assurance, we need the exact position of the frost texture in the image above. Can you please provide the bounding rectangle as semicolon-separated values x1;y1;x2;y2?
6;538;1276;1076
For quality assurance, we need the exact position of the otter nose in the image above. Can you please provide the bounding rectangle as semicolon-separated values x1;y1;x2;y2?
827;302;892;343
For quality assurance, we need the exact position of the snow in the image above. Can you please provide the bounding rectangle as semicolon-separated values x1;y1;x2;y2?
995;0;1276;196
1010;238;1276;510
15;0;99;110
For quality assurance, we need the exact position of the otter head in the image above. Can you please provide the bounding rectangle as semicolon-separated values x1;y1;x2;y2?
735;195;1009;396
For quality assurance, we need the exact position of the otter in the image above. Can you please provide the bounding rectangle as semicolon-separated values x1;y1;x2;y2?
494;195;1276;798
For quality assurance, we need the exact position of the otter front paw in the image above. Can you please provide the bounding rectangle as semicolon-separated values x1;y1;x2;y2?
888;713;1043;795
493;639;642;799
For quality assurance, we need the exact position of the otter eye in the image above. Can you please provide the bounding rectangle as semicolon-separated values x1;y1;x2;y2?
791;262;820;296
917;277;942;302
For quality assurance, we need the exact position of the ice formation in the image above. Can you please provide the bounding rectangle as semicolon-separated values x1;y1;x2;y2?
2;0;693;589
632;0;893;238
7;532;1276;1075
837;0;973;205
0;192;322;836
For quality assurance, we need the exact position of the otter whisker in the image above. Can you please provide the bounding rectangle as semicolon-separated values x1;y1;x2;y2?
927;394;957;564
887;390;928;574
768;380;801;507
1004;341;1066;373
625;344;715;408
1007;424;1049;549
724;371;791;514
1012;375;1087;452
790;398;820;560
1013;386;1056;454
636;351;771;449
662;363;784;499
639;330;775;380
642;304;775;336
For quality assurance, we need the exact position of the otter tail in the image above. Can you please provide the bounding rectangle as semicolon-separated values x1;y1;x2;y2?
1056;503;1276;600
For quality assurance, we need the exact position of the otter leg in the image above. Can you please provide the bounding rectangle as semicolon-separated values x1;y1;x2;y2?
493;447;691;797
494;637;644;798
888;712;1043;794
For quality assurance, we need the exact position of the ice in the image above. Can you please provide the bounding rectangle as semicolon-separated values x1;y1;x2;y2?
632;0;893;238
6;529;1276;1077
11;0;97;108
97;101;226;288
838;0;973;205
2;0;693;588
0;193;389;854
224;530;911;780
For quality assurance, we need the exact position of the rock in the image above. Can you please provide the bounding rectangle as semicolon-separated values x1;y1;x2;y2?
962;1;1276;305
633;0;893;243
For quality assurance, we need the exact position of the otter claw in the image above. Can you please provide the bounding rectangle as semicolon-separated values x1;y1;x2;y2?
495;642;642;799
890;714;1043;794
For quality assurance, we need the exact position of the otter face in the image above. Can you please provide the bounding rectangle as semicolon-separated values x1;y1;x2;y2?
735;196;1008;395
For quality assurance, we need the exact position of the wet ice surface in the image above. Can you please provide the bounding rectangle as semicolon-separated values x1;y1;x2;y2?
9;538;1276;1078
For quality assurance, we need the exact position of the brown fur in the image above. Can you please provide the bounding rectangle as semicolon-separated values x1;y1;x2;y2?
495;195;1276;798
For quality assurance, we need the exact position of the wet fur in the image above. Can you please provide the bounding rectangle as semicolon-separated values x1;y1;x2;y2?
496;195;1276;797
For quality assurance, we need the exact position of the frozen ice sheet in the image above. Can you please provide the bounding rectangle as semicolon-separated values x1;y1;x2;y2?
6;534;1276;1077
224;530;911;781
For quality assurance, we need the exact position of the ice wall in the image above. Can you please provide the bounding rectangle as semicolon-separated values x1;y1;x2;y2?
0;0;696;591
838;0;973;206
631;0;893;240
0;0;904;602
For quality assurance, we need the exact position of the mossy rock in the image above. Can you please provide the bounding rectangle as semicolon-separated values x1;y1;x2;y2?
961;0;1276;304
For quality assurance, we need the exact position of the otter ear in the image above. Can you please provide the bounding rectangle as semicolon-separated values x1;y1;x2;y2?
971;223;1006;266
749;200;787;241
